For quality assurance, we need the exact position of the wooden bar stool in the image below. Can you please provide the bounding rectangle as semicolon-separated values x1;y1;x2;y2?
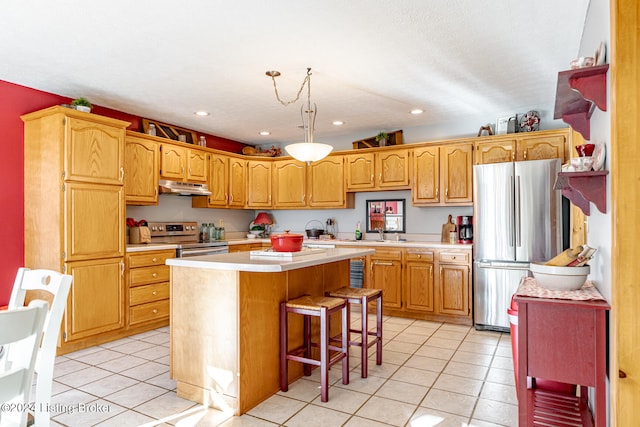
280;295;349;402
326;287;382;378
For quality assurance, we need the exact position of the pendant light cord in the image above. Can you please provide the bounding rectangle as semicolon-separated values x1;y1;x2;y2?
268;68;312;106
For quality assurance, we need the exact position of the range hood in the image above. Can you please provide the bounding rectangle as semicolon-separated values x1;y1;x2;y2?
158;179;212;196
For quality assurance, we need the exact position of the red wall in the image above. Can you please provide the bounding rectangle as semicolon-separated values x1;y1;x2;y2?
0;80;250;305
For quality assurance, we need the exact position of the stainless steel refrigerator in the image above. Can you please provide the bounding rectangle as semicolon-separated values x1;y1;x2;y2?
473;158;562;331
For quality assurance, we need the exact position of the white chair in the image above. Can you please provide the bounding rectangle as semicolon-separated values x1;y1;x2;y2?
8;268;72;427
0;300;48;427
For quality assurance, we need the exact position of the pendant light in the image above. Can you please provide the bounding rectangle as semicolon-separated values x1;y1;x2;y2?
266;68;333;163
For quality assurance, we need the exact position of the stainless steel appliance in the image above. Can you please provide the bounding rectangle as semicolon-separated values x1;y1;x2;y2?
147;221;228;257
457;215;473;243
473;159;562;331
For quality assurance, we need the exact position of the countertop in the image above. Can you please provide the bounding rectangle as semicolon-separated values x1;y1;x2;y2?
165;247;375;272
126;238;473;253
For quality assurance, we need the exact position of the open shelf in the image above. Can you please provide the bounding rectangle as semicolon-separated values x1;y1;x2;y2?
553;64;609;140
554;170;608;215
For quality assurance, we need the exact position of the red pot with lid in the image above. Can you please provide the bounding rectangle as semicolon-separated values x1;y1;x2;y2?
270;230;304;252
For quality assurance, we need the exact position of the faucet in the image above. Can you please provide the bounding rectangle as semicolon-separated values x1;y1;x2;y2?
375;227;385;241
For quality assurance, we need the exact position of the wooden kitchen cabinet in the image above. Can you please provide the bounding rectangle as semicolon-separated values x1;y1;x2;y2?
159;142;207;183
308;156;351;208
272;158;307;208
64;257;125;342
474;129;568;164
437;250;471;317
228;157;247;207
125;133;159;205
64;116;125;185
412;143;473;206
192;153;248;209
246;160;272;208
404;248;435;312
346;149;410;191
229;242;269;252
23;106;131;354
126;249;173;327
368;247;403;309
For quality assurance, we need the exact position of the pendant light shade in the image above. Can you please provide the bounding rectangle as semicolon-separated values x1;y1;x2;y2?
284;142;333;163
267;68;333;163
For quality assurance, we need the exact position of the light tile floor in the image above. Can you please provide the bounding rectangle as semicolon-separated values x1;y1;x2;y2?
45;315;517;426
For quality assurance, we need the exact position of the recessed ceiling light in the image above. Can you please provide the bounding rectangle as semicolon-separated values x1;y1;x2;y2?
259;131;271;136
410;109;424;115
194;111;210;116
332;120;344;126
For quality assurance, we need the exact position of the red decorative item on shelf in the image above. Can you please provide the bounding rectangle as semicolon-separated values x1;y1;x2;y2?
576;143;596;157
270;231;304;252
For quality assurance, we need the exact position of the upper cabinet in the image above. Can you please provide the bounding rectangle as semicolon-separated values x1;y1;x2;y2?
159;143;207;183
308;156;352;208
125;133;159;205
192;154;247;209
272;159;307;208
246;160;272;208
346;149;410;191
412;143;473;206
474;129;568;165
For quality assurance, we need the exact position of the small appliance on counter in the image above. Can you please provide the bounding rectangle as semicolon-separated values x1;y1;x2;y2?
457;216;473;244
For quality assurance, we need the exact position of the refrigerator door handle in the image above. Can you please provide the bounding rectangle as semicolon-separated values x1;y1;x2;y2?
509;175;515;247
477;261;530;270
515;175;521;247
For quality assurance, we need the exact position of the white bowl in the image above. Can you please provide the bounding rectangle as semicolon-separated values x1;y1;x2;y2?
250;230;263;235
246;234;256;239
529;262;590;291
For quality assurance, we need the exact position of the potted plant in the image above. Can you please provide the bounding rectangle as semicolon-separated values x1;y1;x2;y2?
375;131;389;147
71;97;92;113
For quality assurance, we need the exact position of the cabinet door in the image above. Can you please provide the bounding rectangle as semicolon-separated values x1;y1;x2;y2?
440;144;473;204
369;249;403;309
475;139;517;164
66;117;124;185
308;156;346;208
201;154;229;207
246;160;272;208
405;255;435;312
345;153;375;190
412;146;440;205
64;257;125;341
125;136;159;205
273;159;307;208
160;143;186;180
517;134;567;162
377;150;410;188
437;263;470;316
187;149;207;182
65;182;125;261
228;157;246;207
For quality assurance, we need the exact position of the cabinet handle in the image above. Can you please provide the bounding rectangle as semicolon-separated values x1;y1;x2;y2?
436;188;438;199
189;167;192;175
152;273;157;277
429;265;433;276
302;194;305;203
374;261;393;266
152;291;158;296
181;166;185;176
152;257;158;262
445;188;449;199
512;152;515;161
119;167;124;182
370;174;374;182
379;173;382;183
120;261;125;276
523;150;528;160
152;309;158;314
620;370;628;378
418;254;421;258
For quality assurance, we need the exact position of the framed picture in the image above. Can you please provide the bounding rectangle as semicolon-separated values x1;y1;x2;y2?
141;118;198;144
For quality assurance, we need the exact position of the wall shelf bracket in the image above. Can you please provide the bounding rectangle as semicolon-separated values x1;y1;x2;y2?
554;171;608;215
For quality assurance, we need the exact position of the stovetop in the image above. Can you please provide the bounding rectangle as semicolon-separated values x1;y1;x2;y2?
146;221;227;247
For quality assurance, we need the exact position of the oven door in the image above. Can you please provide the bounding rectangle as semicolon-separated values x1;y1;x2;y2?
177;246;229;257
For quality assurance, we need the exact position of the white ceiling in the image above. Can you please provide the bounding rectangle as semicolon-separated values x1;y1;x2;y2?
1;1;590;147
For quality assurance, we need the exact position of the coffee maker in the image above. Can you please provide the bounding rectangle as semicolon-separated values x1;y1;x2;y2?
457;216;473;244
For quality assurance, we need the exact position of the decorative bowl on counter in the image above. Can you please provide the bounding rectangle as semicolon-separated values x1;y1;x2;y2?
529;262;590;291
270;231;304;252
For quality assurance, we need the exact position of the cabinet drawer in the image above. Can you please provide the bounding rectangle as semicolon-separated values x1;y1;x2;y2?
129;265;170;286
130;282;169;305
371;247;403;260
127;250;175;268
129;299;169;325
405;249;434;262
438;251;470;264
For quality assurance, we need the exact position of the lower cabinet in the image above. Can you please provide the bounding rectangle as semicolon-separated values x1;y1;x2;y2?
64;257;125;342
366;245;472;324
126;250;174;327
229;242;270;252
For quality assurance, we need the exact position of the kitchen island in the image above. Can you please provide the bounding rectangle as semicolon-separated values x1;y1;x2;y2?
166;247;374;415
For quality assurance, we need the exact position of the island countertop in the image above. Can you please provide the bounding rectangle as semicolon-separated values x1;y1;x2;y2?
165;247;374;272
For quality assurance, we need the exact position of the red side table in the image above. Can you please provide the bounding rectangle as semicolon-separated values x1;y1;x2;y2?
515;287;609;426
